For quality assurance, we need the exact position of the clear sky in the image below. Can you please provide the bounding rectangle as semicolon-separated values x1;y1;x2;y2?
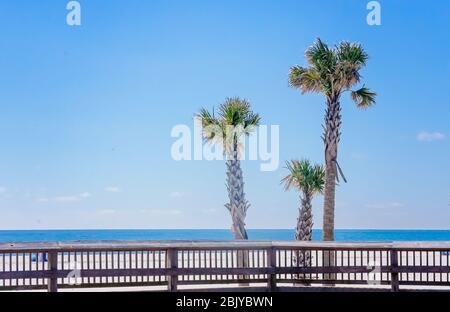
0;0;449;230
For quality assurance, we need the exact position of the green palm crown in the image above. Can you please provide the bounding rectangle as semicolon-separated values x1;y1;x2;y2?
196;97;261;156
289;38;376;108
281;159;326;197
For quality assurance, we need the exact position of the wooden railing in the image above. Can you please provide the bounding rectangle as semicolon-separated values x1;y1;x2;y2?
0;241;450;292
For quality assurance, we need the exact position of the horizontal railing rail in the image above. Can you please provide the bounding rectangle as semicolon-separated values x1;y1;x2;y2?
0;241;449;292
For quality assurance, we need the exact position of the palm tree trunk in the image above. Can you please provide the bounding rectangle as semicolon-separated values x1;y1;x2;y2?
296;193;313;242
323;162;337;241
225;142;250;240
322;97;341;283
322;97;341;241
294;193;313;284
225;142;250;284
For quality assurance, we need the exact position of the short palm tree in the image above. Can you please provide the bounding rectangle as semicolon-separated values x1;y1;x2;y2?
289;39;376;242
282;159;325;243
197;97;260;240
282;160;324;272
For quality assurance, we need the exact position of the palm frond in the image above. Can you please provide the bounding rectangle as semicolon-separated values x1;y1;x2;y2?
351;86;377;109
289;39;375;98
289;66;307;86
289;66;322;94
197;108;215;126
218;97;260;130
281;160;300;191
336;41;368;69
311;164;326;193
219;97;249;125
334;62;360;90
196;107;222;143
333;42;369;91
281;159;325;195
243;112;261;135
305;38;336;70
198;97;260;151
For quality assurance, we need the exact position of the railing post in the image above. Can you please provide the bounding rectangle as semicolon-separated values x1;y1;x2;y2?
267;248;277;292
47;251;58;293
167;249;178;292
390;249;400;292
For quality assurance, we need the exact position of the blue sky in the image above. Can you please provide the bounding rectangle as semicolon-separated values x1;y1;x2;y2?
0;0;449;230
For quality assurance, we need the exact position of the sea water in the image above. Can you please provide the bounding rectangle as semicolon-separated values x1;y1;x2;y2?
1;229;450;243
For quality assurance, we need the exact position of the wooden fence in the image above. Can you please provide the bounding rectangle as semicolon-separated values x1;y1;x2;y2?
0;241;450;292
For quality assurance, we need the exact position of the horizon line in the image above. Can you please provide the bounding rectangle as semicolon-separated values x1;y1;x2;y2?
1;228;450;232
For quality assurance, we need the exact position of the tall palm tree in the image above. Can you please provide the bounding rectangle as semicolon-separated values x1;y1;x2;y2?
289;39;376;242
197;97;260;240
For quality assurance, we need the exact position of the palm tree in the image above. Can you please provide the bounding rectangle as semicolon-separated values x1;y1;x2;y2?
197;97;261;240
281;159;325;270
282;159;325;242
289;39;376;242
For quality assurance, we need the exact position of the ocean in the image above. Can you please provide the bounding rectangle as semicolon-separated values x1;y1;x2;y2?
1;229;450;243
